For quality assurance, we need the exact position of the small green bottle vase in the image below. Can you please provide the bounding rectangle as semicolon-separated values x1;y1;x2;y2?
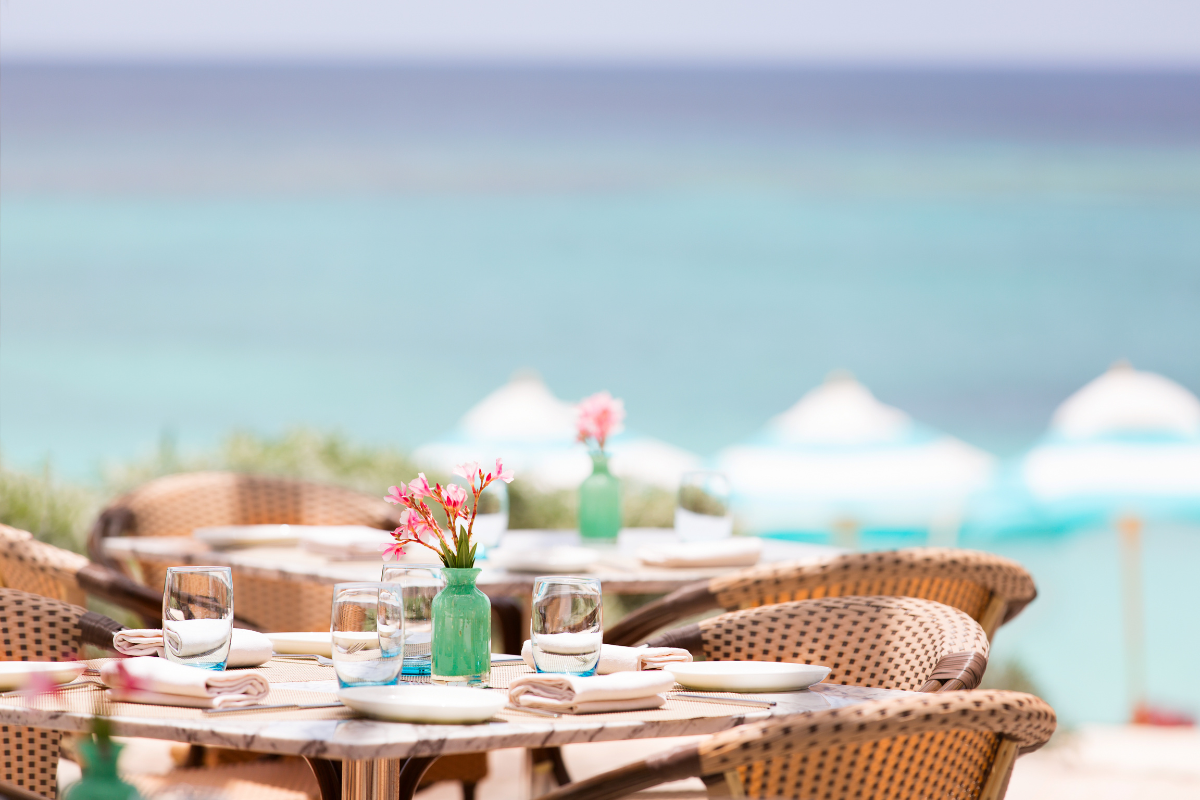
431;568;491;687
64;740;141;800
579;451;621;541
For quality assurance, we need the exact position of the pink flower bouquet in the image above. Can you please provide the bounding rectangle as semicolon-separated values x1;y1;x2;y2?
576;391;625;453
382;459;514;569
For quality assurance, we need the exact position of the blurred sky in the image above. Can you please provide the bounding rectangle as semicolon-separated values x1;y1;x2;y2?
3;0;1199;67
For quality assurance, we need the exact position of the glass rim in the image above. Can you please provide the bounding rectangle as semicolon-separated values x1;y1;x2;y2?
533;575;602;588
332;581;401;591
165;565;232;574
380;563;444;572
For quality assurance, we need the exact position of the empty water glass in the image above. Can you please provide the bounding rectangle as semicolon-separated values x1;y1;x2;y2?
472;479;510;548
380;564;445;676
162;566;234;671
675;471;733;542
530;576;603;676
330;582;405;688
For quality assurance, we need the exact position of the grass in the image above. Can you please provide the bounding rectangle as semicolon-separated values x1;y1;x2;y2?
0;427;675;551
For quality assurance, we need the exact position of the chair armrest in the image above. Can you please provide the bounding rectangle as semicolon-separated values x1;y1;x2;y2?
535;744;701;800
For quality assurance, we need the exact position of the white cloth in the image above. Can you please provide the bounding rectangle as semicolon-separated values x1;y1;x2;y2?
637;537;762;569
112;628;274;668
100;656;270;709
508;670;675;714
521;639;691;675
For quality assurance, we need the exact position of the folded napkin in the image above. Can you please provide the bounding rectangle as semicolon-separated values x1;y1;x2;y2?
113;627;274;668
638;537;762;569
100;656;270;709
508;670;676;714
521;639;691;675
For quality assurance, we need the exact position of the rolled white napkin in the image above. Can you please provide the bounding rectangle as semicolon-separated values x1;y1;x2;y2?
638;537;762;569
508;670;676;714
100;656;270;709
113;628;274;668
521;639;692;675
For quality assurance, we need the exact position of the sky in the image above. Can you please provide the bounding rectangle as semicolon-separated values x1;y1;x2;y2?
2;0;1199;67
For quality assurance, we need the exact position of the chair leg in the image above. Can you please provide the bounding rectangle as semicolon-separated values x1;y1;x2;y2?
531;746;572;786
462;781;478;800
304;756;342;800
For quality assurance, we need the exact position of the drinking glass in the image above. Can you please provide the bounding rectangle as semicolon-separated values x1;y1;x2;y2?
675;471;733;542
380;564;445;676
530;576;603;676
162;566;234;671
330;582;405;688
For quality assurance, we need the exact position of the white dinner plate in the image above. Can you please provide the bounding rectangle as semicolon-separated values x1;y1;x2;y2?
337;685;506;724
193;525;301;549
0;661;88;691
486;546;599;574
669;661;830;693
265;632;333;657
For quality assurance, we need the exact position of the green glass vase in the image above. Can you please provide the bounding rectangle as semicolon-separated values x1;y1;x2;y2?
64;740;141;800
579;451;621;540
431;567;491;687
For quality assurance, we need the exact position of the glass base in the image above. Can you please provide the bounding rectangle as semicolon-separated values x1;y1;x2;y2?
430;672;490;688
336;676;401;689
165;659;227;671
402;660;431;676
535;664;597;677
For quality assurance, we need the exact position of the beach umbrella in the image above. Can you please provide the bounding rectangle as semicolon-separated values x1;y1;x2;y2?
716;373;995;544
414;372;700;491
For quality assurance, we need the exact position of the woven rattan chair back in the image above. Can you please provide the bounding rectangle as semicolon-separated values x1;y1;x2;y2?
648;596;990;693
0;525;165;623
88;472;401;631
538;690;1056;800
1;589;124;800
606;547;1037;646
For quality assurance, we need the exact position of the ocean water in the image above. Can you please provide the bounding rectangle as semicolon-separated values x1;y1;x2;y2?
2;65;1199;723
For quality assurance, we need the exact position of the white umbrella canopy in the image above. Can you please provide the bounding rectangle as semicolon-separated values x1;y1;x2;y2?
415;373;700;491
718;374;995;535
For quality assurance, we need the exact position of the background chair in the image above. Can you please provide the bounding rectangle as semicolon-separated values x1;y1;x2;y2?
647;595;991;693
607;547;1037;646
0;524;164;623
538;690;1056;800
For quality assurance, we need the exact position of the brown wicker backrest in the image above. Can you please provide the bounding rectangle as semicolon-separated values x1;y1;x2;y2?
538;690;1056;800
606;547;1037;646
0;589;125;800
0;525;88;606
648;596;990;693
88;472;401;632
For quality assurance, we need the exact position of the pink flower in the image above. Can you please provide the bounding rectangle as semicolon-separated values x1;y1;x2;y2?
106;660;146;694
453;461;481;481
408;473;431;499
380;541;407;561
442;483;467;510
384;484;407;505
576;392;625;450
492;458;514;483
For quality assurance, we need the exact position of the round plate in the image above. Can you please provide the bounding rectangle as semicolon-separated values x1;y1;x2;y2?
337;685;506;723
193;525;301;549
0;661;87;692
669;661;830;693
487;546;599;573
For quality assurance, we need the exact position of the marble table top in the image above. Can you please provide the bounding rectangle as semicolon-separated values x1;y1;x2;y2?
2;679;911;762
103;531;838;596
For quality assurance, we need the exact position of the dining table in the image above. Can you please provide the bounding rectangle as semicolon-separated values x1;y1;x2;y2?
100;529;840;651
0;656;912;800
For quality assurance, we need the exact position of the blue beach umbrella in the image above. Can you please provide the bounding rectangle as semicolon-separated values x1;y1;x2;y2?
415;372;700;492
717;374;995;546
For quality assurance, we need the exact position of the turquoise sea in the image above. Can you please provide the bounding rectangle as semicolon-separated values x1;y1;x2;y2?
2;65;1199;724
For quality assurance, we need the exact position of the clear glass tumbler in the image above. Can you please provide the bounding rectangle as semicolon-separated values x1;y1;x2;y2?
675;470;734;542
530;576;603;676
162;566;234;671
380;564;445;676
472;480;510;548
330;582;405;688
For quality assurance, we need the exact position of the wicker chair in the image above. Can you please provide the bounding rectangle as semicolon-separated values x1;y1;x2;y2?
88;472;402;632
0;588;126;800
648;596;991;693
537;690;1056;800
607;547;1037;647
0;525;164;623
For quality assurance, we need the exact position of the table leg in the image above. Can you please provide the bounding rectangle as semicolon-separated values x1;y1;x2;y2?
332;756;435;800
